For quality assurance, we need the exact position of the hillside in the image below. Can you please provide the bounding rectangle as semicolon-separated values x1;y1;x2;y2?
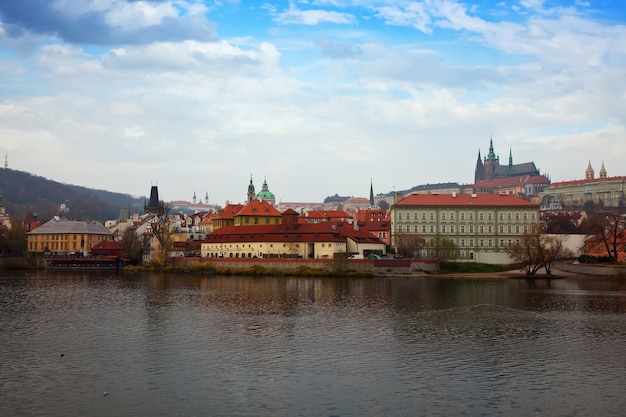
0;168;146;222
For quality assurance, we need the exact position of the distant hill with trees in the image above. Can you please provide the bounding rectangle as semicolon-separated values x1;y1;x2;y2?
0;168;146;222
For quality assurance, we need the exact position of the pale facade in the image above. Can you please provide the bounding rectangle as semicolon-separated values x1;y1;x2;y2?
201;239;346;259
391;194;540;264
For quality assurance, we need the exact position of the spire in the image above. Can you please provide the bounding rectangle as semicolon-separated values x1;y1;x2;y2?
600;161;607;179
369;178;375;209
205;191;209;204
585;160;594;180
487;136;496;159
474;149;485;183
508;147;513;166
193;190;197;204
247;175;256;202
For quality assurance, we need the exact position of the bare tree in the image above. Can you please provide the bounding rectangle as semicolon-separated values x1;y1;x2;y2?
505;231;544;275
540;234;573;275
119;225;146;265
425;236;459;262
506;231;573;275
149;202;174;264
394;232;425;258
587;213;626;263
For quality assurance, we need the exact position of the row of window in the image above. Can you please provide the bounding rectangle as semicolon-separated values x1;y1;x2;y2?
396;224;537;234
396;211;536;221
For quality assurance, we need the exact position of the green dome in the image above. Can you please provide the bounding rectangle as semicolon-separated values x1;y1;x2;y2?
256;190;275;199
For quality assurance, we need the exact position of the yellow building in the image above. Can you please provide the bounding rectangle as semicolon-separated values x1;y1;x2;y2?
26;217;114;255
202;209;385;259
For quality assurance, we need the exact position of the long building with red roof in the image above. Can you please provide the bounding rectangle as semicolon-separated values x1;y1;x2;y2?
392;193;540;264
540;167;626;209
201;210;386;259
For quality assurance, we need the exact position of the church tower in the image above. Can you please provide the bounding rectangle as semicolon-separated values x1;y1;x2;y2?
585;161;594;180
482;138;500;181
599;161;607;179
474;150;485;183
369;179;376;209
247;175;256;203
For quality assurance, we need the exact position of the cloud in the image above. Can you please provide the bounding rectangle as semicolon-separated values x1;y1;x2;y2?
274;2;357;25
0;0;216;45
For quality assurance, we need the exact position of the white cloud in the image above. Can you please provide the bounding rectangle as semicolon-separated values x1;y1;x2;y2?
275;2;357;25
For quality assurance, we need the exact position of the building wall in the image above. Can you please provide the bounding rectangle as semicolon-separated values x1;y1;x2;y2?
27;233;113;254
391;205;539;264
541;178;626;208
201;240;347;259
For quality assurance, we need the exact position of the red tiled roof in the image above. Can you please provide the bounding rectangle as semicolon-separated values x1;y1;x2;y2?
300;210;350;219
235;199;281;217
217;203;245;220
474;175;549;188
92;240;124;250
203;221;381;244
548;176;626;188
394;193;538;207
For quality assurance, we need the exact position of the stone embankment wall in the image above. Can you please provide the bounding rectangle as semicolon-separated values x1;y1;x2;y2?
173;257;440;274
559;261;626;276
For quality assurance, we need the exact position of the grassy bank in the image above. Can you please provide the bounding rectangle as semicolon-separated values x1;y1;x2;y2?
439;262;514;274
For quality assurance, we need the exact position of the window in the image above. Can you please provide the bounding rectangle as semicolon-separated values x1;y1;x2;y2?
499;225;504;233
422;225;426;233
479;239;484;246
479;212;484;220
515;213;520;220
469;212;474;220
461;239;465;247
442;225;446;233
442;212;446;220
414;212;418;220
469;239;474;247
414;225;419;233
488;226;492;233
430;225;434;233
500;239;504;247
398;213;403;220
488;239;493;247
469;226;474;233
430;212;434;220
523;213;528;220
499;212;504;220
422;212;426;220
507;213;512;220
460;212;465;220
460;225;465;233
398;225;403;232
479;225;484;233
488;212;492;220
450;225;455;233
450;212;455;220
515;226;520;233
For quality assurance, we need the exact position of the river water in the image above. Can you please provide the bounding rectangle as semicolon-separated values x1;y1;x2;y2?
1;271;625;417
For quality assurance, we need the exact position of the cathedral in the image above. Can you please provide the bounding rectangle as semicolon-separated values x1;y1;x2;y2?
247;176;276;207
474;139;540;183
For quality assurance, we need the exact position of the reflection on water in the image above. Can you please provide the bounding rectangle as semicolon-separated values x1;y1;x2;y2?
1;271;626;417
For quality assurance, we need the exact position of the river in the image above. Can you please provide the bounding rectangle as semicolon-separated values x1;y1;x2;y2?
1;271;625;417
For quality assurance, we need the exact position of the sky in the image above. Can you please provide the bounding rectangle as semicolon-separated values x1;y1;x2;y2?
1;0;625;206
